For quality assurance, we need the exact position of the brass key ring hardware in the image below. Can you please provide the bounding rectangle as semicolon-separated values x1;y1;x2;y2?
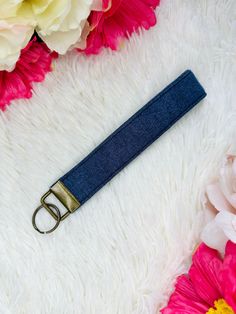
32;203;61;234
32;188;73;234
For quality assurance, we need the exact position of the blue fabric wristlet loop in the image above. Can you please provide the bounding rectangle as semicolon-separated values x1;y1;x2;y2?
57;70;206;204
33;70;206;234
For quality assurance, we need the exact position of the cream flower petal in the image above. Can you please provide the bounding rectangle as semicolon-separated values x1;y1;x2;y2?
0;0;22;18
40;27;83;54
34;0;71;34
215;210;236;243
30;0;53;15
0;20;34;71
59;0;92;32
201;220;228;255
13;2;36;24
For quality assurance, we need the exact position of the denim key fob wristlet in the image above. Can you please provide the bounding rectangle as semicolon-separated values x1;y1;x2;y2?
32;70;207;234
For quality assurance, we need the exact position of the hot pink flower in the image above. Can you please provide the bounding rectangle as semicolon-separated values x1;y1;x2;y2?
0;38;56;111
82;0;160;54
161;242;236;313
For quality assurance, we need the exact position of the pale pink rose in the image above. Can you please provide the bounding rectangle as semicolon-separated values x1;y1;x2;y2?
201;154;236;254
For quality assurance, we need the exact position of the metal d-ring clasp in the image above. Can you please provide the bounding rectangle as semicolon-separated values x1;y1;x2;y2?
32;190;71;234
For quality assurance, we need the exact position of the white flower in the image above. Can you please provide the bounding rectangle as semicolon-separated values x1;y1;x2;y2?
201;153;236;254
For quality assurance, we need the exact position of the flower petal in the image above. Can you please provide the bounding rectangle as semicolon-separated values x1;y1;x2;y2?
206;183;234;213
161;275;208;313
0;38;56;110
0;0;22;18
189;243;223;307
215;211;236;243
220;155;236;210
201;220;228;255
219;241;236;312
0;20;34;71
82;0;160;54
39;27;84;54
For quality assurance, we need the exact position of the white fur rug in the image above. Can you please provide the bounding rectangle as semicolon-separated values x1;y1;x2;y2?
1;1;236;313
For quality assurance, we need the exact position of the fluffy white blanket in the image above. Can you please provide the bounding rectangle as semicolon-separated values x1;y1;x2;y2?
1;0;236;313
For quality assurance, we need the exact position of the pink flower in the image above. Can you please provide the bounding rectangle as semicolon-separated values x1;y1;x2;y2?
201;154;236;254
82;0;160;54
0;37;57;111
161;242;236;313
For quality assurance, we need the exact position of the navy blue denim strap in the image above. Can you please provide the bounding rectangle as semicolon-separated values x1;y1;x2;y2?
33;70;206;234
57;70;206;204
